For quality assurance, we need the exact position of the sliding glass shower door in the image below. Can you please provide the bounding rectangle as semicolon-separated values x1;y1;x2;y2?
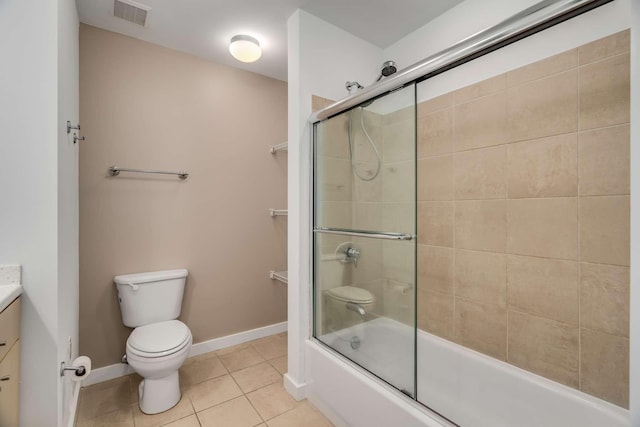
313;84;417;395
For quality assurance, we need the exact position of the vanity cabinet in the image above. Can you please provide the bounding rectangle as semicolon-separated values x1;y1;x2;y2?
0;297;20;427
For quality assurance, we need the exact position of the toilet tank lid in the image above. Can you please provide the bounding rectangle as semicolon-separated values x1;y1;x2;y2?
114;269;188;285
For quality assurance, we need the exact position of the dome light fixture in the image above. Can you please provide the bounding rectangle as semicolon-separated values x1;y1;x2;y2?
229;35;262;63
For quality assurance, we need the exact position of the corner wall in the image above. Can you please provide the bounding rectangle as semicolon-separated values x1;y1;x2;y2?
287;10;382;396
78;25;288;369
0;0;80;425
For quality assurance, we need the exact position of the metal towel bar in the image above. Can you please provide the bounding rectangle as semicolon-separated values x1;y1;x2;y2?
313;227;413;241
108;166;189;180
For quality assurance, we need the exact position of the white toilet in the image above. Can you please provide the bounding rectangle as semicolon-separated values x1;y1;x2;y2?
324;285;375;332
114;269;192;415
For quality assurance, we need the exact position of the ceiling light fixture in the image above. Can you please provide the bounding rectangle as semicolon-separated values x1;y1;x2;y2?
229;35;262;63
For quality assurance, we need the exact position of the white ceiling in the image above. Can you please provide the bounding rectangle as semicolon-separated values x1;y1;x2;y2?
76;0;464;82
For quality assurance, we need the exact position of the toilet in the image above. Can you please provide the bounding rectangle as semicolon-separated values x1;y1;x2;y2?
324;285;375;332
114;269;192;415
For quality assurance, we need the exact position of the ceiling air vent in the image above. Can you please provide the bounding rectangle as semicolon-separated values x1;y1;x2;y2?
113;0;151;27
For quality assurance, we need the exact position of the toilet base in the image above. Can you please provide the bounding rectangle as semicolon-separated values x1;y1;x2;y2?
138;371;181;414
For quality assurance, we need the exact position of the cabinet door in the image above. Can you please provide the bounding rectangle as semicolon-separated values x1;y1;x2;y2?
0;340;19;427
0;298;20;362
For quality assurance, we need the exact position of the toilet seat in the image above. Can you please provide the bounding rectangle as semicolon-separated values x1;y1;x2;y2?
326;286;374;304
127;320;191;358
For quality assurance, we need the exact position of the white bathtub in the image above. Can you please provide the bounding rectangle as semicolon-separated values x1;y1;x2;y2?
308;317;629;427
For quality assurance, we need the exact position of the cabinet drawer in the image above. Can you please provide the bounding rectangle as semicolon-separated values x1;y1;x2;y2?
0;340;19;427
0;298;20;363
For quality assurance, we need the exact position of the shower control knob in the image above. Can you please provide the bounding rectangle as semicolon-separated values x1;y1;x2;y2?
345;247;360;267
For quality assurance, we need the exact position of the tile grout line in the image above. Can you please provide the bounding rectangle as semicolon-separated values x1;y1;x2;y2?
577;52;582;392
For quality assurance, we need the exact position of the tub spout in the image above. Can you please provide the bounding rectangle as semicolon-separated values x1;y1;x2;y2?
346;301;366;316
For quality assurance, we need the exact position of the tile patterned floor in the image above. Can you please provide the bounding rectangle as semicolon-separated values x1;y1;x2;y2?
76;333;334;427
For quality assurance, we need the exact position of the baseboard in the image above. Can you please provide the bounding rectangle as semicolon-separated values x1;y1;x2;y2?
284;373;307;401
189;321;288;358
82;321;287;387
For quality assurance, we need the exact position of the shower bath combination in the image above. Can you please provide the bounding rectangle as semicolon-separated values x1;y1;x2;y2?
312;1;630;422
345;61;398;181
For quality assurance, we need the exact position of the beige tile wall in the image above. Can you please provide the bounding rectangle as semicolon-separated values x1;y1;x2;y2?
79;25;288;368
416;30;630;408
314;93;417;326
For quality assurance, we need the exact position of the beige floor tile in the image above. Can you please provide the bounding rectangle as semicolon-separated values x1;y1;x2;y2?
197;396;262;427
269;356;287;375
251;335;287;360
232;362;282;393
219;346;266;372
76;406;134;427
246;383;300;421
129;374;142;404
78;377;132;421
181;352;228;386
266;402;334;427
163;414;201;427
216;342;252;357
132;394;195;427
188;374;243;412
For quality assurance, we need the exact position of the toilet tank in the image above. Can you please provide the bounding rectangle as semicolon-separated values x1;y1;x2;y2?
114;269;188;328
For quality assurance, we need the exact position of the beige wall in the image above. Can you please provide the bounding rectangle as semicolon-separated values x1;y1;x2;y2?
417;30;630;408
79;25;287;368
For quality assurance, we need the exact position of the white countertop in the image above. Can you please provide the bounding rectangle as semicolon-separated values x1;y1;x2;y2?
0;285;22;312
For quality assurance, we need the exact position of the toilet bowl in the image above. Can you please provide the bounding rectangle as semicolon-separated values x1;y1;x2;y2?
114;269;192;414
126;320;192;414
324;286;375;332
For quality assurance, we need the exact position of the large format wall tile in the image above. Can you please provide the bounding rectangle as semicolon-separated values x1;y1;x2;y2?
318;156;352;201
578;30;630;65
384;161;414;203
580;328;629;408
507;255;578;324
455;200;507;252
418;155;454;201
507;198;577;260
418;201;454;247
383;120;414;163
507;49;578;87
455;145;506;200
454;74;506;104
455;298;507;360
418;108;454;158
455;249;506;307
507;133;577;198
417;290;454;340
455;92;508;152
579;53;630;130
417;93;454;116
383;203;414;233
580;263;629;337
508;311;579;388
579;124;630;196
413;32;630;408
580;196;630;266
507;70;577;142
418;245;454;294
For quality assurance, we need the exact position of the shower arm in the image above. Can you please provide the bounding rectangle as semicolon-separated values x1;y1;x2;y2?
309;0;611;123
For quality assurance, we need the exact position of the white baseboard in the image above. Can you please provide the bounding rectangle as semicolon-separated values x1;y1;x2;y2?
284;373;307;401
82;321;287;387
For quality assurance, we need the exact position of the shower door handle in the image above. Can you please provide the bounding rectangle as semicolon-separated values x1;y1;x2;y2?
313;227;413;241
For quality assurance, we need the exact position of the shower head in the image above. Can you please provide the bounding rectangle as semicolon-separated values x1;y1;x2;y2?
381;60;397;77
376;60;397;82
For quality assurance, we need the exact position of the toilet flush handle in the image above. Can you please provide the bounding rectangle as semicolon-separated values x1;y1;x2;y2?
126;282;139;291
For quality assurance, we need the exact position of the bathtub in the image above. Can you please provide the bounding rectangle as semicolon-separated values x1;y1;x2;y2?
307;317;629;427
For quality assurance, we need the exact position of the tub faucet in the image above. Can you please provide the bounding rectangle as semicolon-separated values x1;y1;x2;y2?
344;246;360;267
346;301;366;316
